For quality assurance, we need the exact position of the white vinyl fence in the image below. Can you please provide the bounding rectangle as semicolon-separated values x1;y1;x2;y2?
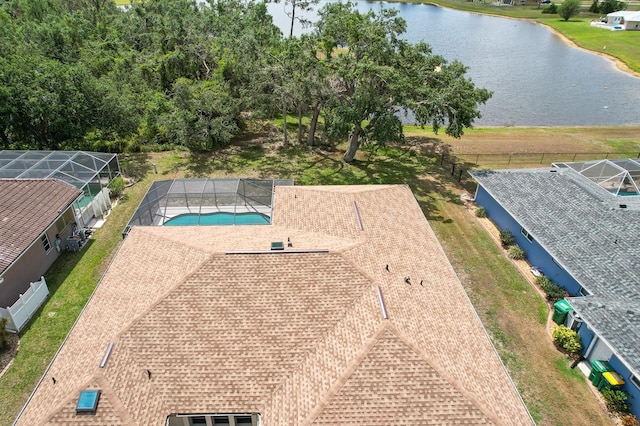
0;277;49;332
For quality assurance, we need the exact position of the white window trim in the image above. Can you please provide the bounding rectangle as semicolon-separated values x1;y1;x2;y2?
631;374;640;390
520;227;534;243
41;234;52;254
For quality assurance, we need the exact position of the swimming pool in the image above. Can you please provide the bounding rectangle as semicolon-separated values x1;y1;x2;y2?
164;212;270;226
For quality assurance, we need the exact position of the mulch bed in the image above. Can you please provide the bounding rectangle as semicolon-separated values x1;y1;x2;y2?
0;333;20;378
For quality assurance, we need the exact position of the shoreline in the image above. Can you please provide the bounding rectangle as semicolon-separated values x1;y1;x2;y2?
418;1;640;79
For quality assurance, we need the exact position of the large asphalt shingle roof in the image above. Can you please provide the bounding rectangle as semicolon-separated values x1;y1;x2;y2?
471;168;640;376
16;184;532;425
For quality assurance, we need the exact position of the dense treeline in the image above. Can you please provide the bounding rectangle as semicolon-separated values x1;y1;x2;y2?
0;0;491;161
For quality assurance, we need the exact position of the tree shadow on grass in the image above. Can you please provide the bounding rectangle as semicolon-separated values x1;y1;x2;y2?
347;143;465;222
119;153;152;183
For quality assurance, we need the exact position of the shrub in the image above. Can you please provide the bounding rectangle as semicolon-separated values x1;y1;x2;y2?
475;207;486;218
499;229;515;247
602;388;630;414
589;0;599;12
558;0;581;21
108;177;126;198
0;317;8;351
536;276;566;303
541;3;558;13
552;325;583;354
508;245;526;260
621;414;640;426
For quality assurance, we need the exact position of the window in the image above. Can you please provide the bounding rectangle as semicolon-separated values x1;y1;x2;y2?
236;417;252;425
41;234;52;253
190;417;207;426
631;374;640;390
213;417;230;425
54;209;75;233
520;227;534;243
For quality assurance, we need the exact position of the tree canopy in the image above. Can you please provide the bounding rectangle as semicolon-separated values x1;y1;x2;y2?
0;0;491;162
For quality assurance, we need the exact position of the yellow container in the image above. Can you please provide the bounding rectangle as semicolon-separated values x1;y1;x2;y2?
602;371;625;386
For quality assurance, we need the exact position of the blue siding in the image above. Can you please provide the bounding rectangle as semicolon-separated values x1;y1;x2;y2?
476;184;640;419
577;323;596;354
475;186;582;296
607;355;640;419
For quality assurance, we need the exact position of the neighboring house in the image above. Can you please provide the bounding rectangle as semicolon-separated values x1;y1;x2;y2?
606;11;640;30
471;159;640;419
16;184;533;425
0;151;121;226
0;179;82;332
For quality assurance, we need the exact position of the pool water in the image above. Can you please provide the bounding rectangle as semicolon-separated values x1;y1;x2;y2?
164;212;270;226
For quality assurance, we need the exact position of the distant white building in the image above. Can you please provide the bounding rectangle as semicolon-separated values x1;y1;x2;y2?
606;11;640;30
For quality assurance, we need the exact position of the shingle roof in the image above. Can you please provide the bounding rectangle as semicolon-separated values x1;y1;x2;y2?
470;168;640;376
0;179;82;274
16;185;532;425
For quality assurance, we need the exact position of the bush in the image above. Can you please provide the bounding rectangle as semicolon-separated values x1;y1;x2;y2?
0;317;8;351
597;0;627;14
108;177;126;198
602;388;630;414
499;229;515;248
558;0;581;21
508;245;526;260
552;325;583;355
541;3;558;13
536;276;566;303
475;207;486;218
621;414;640;426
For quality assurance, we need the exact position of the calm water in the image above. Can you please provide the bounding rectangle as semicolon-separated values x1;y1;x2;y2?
267;1;640;126
164;212;270;226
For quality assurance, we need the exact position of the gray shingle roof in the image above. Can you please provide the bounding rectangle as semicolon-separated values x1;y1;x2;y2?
470;168;640;375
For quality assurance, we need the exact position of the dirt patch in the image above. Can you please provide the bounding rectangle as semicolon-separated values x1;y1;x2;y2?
407;127;640;155
0;333;20;378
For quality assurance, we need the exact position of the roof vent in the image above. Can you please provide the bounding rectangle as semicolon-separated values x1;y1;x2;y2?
76;390;101;415
271;241;284;250
550;169;557;173
99;342;114;368
619;204;627;209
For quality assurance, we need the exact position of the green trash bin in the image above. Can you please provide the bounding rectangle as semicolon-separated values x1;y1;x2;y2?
589;360;613;385
597;371;625;391
552;299;573;325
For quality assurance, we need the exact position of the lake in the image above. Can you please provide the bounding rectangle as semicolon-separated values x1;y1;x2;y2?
267;0;640;126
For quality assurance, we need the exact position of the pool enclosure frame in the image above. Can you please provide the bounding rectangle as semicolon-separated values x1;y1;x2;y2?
124;178;293;236
0;150;121;225
553;158;640;197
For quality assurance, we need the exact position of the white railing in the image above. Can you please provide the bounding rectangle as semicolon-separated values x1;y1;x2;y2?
0;277;49;332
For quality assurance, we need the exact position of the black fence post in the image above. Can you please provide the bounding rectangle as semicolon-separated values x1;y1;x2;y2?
458;169;463;182
451;163;456;176
441;153;445;165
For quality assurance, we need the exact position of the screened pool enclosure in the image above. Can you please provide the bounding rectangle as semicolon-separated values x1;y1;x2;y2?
553;158;640;197
124;178;293;236
0;151;120;225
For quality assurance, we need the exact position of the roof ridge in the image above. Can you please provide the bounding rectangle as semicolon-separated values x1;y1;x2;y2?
385;325;510;425
109;249;217;343
259;285;383;424
301;321;390;424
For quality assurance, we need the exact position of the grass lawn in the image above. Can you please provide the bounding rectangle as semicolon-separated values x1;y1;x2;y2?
1;126;633;425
